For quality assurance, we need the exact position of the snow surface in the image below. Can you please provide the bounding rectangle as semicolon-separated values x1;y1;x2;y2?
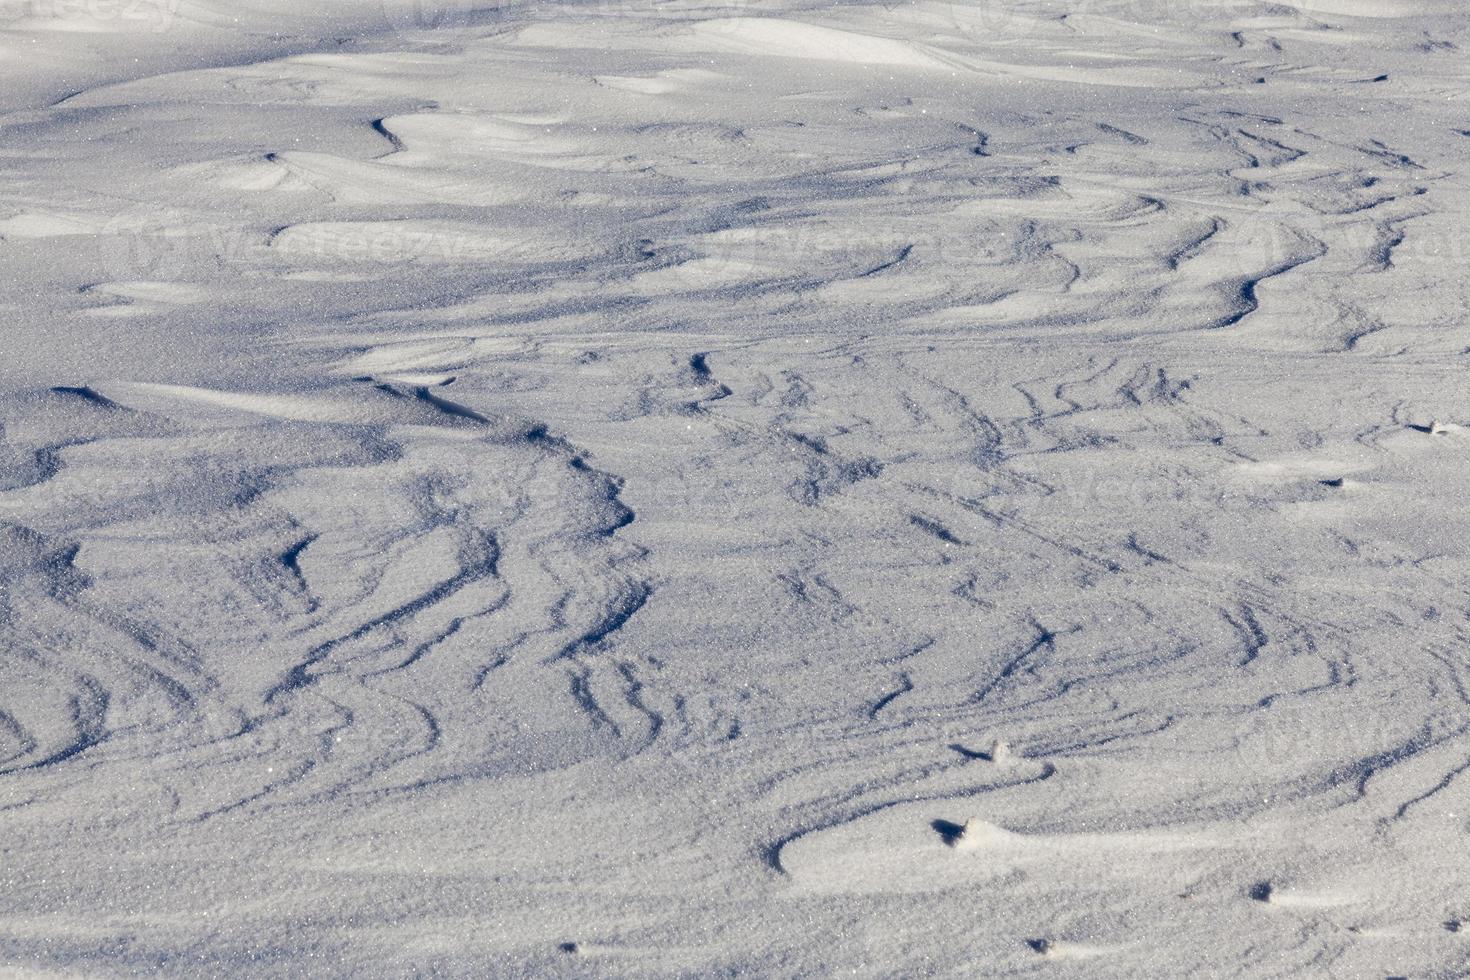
2;0;1470;975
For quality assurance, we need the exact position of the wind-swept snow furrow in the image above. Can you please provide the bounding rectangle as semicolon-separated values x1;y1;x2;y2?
0;368;653;811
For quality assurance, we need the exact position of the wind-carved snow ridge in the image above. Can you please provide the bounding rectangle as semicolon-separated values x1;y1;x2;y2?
3;0;1470;975
0;375;654;816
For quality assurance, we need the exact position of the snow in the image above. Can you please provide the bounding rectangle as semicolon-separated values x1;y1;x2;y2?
2;0;1470;975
